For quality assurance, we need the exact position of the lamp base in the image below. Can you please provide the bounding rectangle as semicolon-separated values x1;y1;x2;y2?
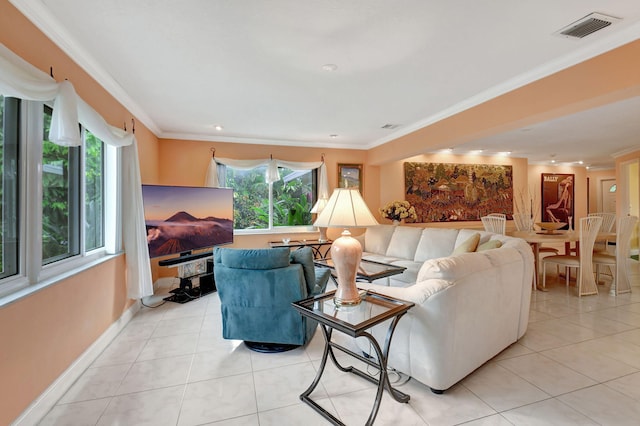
317;227;328;243
331;229;362;306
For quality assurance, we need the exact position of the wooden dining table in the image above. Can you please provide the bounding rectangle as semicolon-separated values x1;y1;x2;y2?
507;230;616;291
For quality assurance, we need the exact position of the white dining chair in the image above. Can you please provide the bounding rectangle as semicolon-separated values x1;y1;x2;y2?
541;216;602;296
481;215;506;235
593;215;638;295
589;212;617;252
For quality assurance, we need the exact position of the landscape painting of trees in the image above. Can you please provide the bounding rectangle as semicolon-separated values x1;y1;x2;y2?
404;162;513;222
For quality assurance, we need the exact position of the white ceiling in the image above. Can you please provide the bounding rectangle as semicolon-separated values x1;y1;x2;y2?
11;0;640;169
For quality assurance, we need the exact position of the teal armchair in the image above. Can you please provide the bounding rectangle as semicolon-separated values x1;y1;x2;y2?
214;246;330;352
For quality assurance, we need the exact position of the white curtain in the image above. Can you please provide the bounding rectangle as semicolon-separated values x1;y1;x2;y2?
0;43;153;299
205;156;329;198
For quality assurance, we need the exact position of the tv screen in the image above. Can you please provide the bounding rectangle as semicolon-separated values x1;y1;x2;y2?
141;185;234;259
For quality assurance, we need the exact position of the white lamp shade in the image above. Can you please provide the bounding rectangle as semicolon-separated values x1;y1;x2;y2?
310;197;328;214
313;188;378;228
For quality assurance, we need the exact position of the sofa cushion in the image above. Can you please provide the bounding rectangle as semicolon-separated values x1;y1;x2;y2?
364;225;397;255
386;226;423;260
477;240;502;251
451;233;480;255
414;228;460;262
290;247;316;293
417;251;491;282
220;247;290;270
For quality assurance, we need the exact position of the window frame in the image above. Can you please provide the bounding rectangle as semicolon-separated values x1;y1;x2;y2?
224;165;319;234
0;97;120;300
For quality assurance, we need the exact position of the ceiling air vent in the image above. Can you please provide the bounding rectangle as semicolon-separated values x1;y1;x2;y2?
555;13;620;39
381;123;400;130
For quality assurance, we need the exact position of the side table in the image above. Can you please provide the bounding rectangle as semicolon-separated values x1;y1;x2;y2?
268;239;333;259
292;290;414;425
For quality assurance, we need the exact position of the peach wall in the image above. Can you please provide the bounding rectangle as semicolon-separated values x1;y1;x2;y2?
0;257;128;426
586;169;616;213
0;1;160;424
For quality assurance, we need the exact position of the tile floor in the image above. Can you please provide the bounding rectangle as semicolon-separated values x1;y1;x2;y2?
40;260;640;425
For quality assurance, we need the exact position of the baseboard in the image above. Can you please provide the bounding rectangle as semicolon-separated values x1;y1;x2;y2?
12;301;141;426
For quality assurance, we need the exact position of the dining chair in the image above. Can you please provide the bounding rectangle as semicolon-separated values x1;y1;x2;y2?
589;212;617;252
592;215;638;295
487;213;506;219
481;215;506;235
541;216;602;296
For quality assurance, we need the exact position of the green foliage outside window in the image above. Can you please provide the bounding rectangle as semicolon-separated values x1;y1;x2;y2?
226;166;314;229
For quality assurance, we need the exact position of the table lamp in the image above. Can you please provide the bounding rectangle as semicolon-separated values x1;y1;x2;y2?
310;197;329;242
313;188;378;305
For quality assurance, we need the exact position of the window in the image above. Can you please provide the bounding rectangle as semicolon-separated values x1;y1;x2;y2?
225;166;316;229
0;95;20;280
84;130;105;251
42;105;81;264
0;94;111;297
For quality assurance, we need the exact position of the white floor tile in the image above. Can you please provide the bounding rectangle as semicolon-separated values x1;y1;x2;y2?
330;387;427;425
177;373;257;426
558;384;640;426
39;398;111;426
497;353;597;396
461;363;550;412
44;282;640;426
59;363;131;404
253;361;327;412
501;398;598;425
116;354;192;394
97;385;184;426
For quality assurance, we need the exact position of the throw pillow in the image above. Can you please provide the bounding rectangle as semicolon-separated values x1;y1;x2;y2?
451;232;480;255
290;247;316;294
477;240;502;251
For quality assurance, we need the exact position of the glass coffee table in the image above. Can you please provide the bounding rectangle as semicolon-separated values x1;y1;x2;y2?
314;258;406;283
292;290;414;425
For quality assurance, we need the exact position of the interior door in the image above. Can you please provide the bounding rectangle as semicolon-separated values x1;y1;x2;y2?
600;179;617;213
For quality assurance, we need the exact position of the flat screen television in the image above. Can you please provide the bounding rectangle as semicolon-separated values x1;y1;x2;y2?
141;184;234;259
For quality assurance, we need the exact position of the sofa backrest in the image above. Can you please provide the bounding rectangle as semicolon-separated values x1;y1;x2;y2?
363;225;512;263
414;228;460;262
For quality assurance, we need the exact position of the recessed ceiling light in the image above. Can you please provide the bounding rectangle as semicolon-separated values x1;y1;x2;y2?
213;125;223;131
470;149;483;154
577;160;584;165
321;64;338;72
442;148;453;153
498;151;511;156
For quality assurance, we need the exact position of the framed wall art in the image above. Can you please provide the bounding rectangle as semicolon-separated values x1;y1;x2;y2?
404;162;513;222
337;163;363;193
541;173;574;229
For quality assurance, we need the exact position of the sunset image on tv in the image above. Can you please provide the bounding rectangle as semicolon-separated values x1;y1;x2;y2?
141;185;234;258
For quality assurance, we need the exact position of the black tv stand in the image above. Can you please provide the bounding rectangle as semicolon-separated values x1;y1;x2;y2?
160;253;215;304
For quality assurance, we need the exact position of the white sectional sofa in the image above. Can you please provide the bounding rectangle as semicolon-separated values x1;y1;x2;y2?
352;225;534;393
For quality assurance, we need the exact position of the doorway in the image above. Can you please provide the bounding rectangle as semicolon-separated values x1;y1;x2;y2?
600;179;617;213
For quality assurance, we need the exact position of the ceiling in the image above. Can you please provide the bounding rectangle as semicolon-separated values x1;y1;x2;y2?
11;0;640;169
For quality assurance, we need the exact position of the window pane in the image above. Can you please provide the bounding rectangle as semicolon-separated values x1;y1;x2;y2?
42;106;80;264
272;168;313;226
227;166;268;229
0;95;20;279
84;130;104;251
226;165;316;230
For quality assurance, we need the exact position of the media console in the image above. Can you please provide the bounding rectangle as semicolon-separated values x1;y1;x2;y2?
159;252;215;304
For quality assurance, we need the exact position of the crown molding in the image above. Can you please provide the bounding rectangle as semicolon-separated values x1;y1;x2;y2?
159;131;368;150
10;0;161;136
366;20;640;150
